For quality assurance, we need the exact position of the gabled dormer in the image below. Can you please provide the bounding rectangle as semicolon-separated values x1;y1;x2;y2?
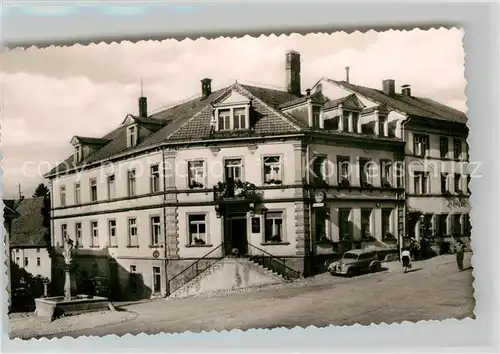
210;88;251;132
359;103;390;137
122;96;167;148
279;89;325;128
322;93;365;133
71;136;111;163
122;115;140;148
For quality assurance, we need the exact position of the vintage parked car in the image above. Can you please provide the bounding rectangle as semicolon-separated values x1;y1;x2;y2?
93;277;110;297
328;249;382;277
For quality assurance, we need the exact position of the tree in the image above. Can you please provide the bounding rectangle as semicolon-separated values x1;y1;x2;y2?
33;183;50;198
41;195;53;258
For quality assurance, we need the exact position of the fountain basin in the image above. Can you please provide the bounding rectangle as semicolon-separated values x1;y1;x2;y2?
35;295;115;321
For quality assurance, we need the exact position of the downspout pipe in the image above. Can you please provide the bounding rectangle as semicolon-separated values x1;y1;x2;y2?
305;139;314;274
161;148;169;296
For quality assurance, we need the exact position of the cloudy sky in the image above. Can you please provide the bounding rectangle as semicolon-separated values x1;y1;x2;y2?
1;28;466;199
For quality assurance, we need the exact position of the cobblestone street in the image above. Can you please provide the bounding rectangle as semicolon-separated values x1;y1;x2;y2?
11;254;474;339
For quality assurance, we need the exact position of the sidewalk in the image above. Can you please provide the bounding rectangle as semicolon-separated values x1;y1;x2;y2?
383;252;473;273
9;309;137;340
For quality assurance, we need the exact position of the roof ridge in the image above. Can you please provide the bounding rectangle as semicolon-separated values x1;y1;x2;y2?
327;78;466;122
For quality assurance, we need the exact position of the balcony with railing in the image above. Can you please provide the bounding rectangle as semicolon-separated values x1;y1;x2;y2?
213;179;263;203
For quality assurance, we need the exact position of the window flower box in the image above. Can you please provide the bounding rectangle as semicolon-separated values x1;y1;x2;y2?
338;178;350;188
189;181;204;189
381;179;392;188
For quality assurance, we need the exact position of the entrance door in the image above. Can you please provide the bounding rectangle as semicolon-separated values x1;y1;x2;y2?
152;266;161;294
225;213;248;256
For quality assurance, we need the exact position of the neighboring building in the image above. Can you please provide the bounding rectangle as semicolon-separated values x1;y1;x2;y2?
3;199;21;312
9;197;52;280
45;50;407;299
313;76;471;246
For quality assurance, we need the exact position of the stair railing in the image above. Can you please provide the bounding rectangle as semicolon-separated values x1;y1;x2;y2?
168;243;224;295
247;242;301;280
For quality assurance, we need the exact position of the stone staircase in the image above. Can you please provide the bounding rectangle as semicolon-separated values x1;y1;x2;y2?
168;258;289;299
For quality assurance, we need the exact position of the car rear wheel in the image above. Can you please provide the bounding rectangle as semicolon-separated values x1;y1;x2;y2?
371;262;381;272
346;268;355;277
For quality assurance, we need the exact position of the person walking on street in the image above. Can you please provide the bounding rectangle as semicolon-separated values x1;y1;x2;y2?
455;240;465;271
401;248;412;273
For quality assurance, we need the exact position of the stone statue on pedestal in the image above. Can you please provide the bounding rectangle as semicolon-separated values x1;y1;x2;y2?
63;236;77;301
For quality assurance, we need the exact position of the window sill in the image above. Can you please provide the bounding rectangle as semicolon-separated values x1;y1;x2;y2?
149;245;162;248
260;242;290;246
126;245;140;248
185;244;213;248
107;245;118;248
89;245;100;248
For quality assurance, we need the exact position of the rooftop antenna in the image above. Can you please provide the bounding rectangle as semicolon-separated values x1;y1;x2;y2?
345;66;350;84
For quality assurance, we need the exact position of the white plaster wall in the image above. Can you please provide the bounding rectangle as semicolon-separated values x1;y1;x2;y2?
321;201;400;242
172;142;297;188
52;151;163;208
310;143;396;188
11;248;51;279
177;205;223;259
53;207;165;259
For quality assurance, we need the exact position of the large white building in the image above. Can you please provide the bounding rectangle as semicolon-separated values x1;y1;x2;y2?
313;76;471;246
44;51;467;299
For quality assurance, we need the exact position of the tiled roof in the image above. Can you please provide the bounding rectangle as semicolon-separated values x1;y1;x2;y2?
9;197;49;248
46;82;403;178
326;79;467;124
46;83;304;176
167;84;303;141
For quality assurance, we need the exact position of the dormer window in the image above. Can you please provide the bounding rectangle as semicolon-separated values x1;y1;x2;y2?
352;112;359;133
312;106;321;128
74;145;82;163
378;117;385;136
71;136;111;162
218;109;231;130
233;108;247;130
216;106;249;131
342;111;349;131
127;125;138;148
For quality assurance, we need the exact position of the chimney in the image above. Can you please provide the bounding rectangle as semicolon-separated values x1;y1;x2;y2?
286;50;301;96
201;78;212;99
305;88;311;97
345;66;350;83
401;84;411;96
138;97;148;117
382;79;395;96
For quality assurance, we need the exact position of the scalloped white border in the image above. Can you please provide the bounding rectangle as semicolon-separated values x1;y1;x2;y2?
1;2;498;352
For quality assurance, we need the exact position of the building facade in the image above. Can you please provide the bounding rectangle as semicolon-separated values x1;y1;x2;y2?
8;197;52;280
313;76;471;247
46;51;410;299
